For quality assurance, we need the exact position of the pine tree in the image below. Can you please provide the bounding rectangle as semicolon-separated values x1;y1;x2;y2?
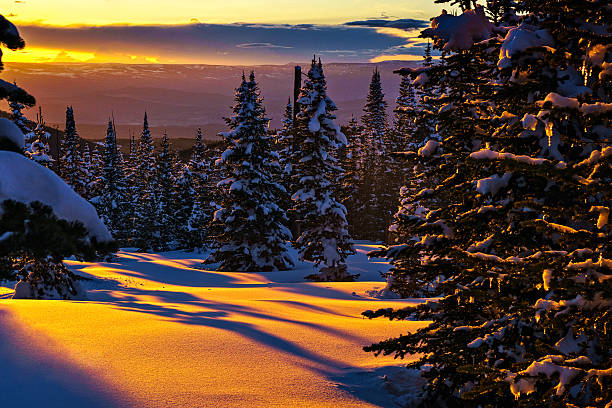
292;58;355;281
175;164;207;251
275;99;295;228
59;106;86;197
365;2;611;407
124;131;139;241
24;108;53;168
276;98;294;182
208;72;293;271
133;112;161;251
96;120;130;245
81;142;94;199
188;128;208;191
361;68;389;155
423;40;433;67
340;116;364;238
359;68;400;241
156;131;178;249
393;74;418;147
8;96;30;134
186;128;213;245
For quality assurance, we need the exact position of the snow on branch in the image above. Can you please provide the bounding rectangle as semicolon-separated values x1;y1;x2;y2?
470;149;549;166
0;151;113;242
498;24;553;69
422;6;495;52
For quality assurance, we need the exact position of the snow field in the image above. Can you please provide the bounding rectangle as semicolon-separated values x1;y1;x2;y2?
0;242;427;407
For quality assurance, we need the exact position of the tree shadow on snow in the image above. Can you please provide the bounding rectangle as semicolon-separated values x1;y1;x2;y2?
0;310;129;408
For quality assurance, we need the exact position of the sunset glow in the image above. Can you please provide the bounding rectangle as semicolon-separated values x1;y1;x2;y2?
1;0;444;64
7;0;440;26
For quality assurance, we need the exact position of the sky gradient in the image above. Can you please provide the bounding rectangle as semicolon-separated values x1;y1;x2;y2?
2;0;444;64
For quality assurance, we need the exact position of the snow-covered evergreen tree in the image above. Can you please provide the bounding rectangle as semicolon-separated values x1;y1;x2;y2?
133;112;161;250
8;96;30;134
175;164;207;250
24;108;53;167
393;74;418;147
275;99;295;226
366;2;611;407
359;68;400;241
186;128;213;245
96;120;130;245
292;58;355;281
188;128;208;190
156;132;178;249
276;98;294;179
59;106;86;197
339;116;365;238
208;72;293;271
361;68;389;154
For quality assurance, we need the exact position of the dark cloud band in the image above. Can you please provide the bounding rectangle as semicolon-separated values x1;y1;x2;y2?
16;21;427;63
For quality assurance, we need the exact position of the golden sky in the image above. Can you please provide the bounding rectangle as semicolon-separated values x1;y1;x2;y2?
2;0;443;64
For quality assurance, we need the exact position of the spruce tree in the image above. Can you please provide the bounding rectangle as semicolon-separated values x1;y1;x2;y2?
292;58;355;281
365;2;611;407
175;164;207;251
361;68;389;154
275;99;295;226
188;127;213;235
276;98;294;180
8;96;30;134
188;127;208;192
24;108;53;168
156;132;178;250
208;72;293;271
96;120;130;245
339;116;364;238
359;68;400;241
133;112;161;251
59;106;86;197
393;74;418;148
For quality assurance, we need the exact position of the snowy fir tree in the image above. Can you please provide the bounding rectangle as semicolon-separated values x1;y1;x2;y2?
208;72;293;271
81;142;97;200
276;98;294;191
95;120;130;245
393;74;418;148
361;68;389;155
175;164;207;250
188;127;208;192
187;127;213;234
8;95;30;134
24;108;53;168
365;2;611;407
59;106;87;197
358;67;401;241
339;116;364;238
133;112;162;251
155;132;178;249
0;17;116;299
291;58;355;281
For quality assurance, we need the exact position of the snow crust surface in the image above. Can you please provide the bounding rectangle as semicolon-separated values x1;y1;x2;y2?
0;242;425;407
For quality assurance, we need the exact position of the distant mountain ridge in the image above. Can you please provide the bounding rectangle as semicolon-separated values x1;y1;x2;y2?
2;61;420;140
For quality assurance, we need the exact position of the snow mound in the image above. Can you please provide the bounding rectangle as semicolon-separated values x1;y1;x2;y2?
498;25;553;69
423;6;494;52
0;118;25;150
418;140;440;157
0;151;112;242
